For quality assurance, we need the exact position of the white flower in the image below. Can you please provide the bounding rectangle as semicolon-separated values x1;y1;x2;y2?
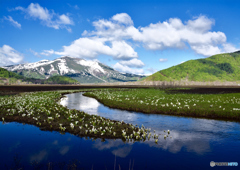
70;123;74;129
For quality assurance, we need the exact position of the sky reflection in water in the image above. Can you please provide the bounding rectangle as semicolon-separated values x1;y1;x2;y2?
1;92;240;169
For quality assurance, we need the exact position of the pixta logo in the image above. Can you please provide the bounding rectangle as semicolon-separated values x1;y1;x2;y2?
210;161;238;167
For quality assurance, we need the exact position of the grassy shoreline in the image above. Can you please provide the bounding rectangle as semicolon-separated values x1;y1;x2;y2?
0;89;154;141
83;88;240;122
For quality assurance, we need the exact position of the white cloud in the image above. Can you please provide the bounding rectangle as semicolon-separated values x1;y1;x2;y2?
112;13;133;25
113;62;144;74
119;58;144;68
14;6;24;11
14;3;74;31
186;15;214;33
73;5;79;10
66;28;72;33
222;43;239;53
58;14;72;24
41;13;238;74
41;49;55;56
133;17;227;55
27;3;50;20
0;45;24;66
111;41;138;59
191;44;222;56
4;16;21;28
46;38;138;59
159;58;168;62
146;68;157;74
67;4;79;10
84;13;236;56
29;48;42;57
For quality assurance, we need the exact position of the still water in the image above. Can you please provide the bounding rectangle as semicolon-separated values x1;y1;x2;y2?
1;92;240;169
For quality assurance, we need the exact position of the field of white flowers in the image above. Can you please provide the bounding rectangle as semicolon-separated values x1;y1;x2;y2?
0;89;167;143
84;88;240;121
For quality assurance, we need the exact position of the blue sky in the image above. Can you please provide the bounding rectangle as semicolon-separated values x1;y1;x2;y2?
0;0;239;75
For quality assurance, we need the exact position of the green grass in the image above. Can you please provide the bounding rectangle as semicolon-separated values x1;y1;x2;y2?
84;88;240;121
0;89;152;141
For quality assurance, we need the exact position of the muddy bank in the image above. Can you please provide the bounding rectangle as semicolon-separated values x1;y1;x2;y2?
0;85;240;94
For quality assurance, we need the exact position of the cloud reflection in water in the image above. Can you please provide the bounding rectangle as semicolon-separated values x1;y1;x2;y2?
61;92;240;157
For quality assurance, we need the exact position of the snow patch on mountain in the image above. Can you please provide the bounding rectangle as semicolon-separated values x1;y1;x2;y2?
3;60;54;71
48;64;57;74
76;59;107;82
57;58;76;75
39;67;45;75
77;60;105;74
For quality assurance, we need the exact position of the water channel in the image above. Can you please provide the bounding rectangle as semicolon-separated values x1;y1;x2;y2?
1;92;240;169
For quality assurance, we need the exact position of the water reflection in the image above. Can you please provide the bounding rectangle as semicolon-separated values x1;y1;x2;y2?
93;139;133;158
60;93;100;114
30;150;48;162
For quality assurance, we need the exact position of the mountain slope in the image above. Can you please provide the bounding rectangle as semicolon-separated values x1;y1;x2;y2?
0;67;79;84
0;67;24;79
2;56;145;83
43;75;79;84
143;51;240;82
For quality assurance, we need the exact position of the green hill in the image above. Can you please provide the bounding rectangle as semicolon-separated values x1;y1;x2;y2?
143;51;240;82
0;67;79;84
0;67;25;79
43;75;79;84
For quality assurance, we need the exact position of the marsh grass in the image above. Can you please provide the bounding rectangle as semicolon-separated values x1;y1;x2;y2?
84;88;240;121
0;89;152;141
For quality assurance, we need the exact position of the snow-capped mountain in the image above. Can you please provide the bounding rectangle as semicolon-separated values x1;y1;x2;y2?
2;56;145;83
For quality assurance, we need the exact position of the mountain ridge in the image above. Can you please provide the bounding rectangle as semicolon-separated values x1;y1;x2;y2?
2;56;145;84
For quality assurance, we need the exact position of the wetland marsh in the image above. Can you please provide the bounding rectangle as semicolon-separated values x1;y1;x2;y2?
1;87;240;169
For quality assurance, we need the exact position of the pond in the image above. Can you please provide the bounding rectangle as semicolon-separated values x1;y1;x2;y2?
1;92;240;169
